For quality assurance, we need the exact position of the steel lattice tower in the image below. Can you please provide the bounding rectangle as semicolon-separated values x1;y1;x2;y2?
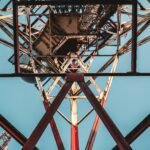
0;0;150;149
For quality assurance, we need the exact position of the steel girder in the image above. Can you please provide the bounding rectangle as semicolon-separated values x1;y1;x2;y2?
1;105;150;149
22;74;131;150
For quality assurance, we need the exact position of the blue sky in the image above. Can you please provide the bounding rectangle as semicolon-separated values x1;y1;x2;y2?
0;1;150;150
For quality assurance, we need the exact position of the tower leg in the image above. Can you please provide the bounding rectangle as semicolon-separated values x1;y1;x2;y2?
71;99;79;150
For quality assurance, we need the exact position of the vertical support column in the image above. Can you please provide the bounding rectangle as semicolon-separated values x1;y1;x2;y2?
71;99;79;150
13;0;20;73
131;0;137;72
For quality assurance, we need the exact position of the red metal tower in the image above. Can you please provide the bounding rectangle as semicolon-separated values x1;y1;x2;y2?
0;0;150;149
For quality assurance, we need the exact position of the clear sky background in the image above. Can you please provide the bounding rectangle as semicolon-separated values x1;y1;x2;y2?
0;1;150;150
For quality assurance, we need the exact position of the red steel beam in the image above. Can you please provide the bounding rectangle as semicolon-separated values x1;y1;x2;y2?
86;116;99;150
23;81;73;150
2;73;150;78
71;99;79;150
113;114;150;150
13;0;20;73
0;115;26;145
85;97;106;150
22;74;132;149
71;125;79;150
0;116;39;149
131;0;137;72
0;115;39;149
43;101;64;150
0;104;64;149
78;80;132;150
17;0;133;6
86;70;115;149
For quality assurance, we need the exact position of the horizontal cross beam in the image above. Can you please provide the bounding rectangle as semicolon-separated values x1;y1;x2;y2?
17;0;133;6
1;73;150;77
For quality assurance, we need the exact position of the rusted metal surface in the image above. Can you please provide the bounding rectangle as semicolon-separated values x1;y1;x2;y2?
32;4;117;73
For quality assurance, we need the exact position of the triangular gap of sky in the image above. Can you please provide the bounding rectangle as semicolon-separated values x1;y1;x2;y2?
0;1;150;149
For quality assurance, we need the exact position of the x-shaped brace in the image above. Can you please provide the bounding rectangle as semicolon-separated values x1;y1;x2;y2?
23;74;132;150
